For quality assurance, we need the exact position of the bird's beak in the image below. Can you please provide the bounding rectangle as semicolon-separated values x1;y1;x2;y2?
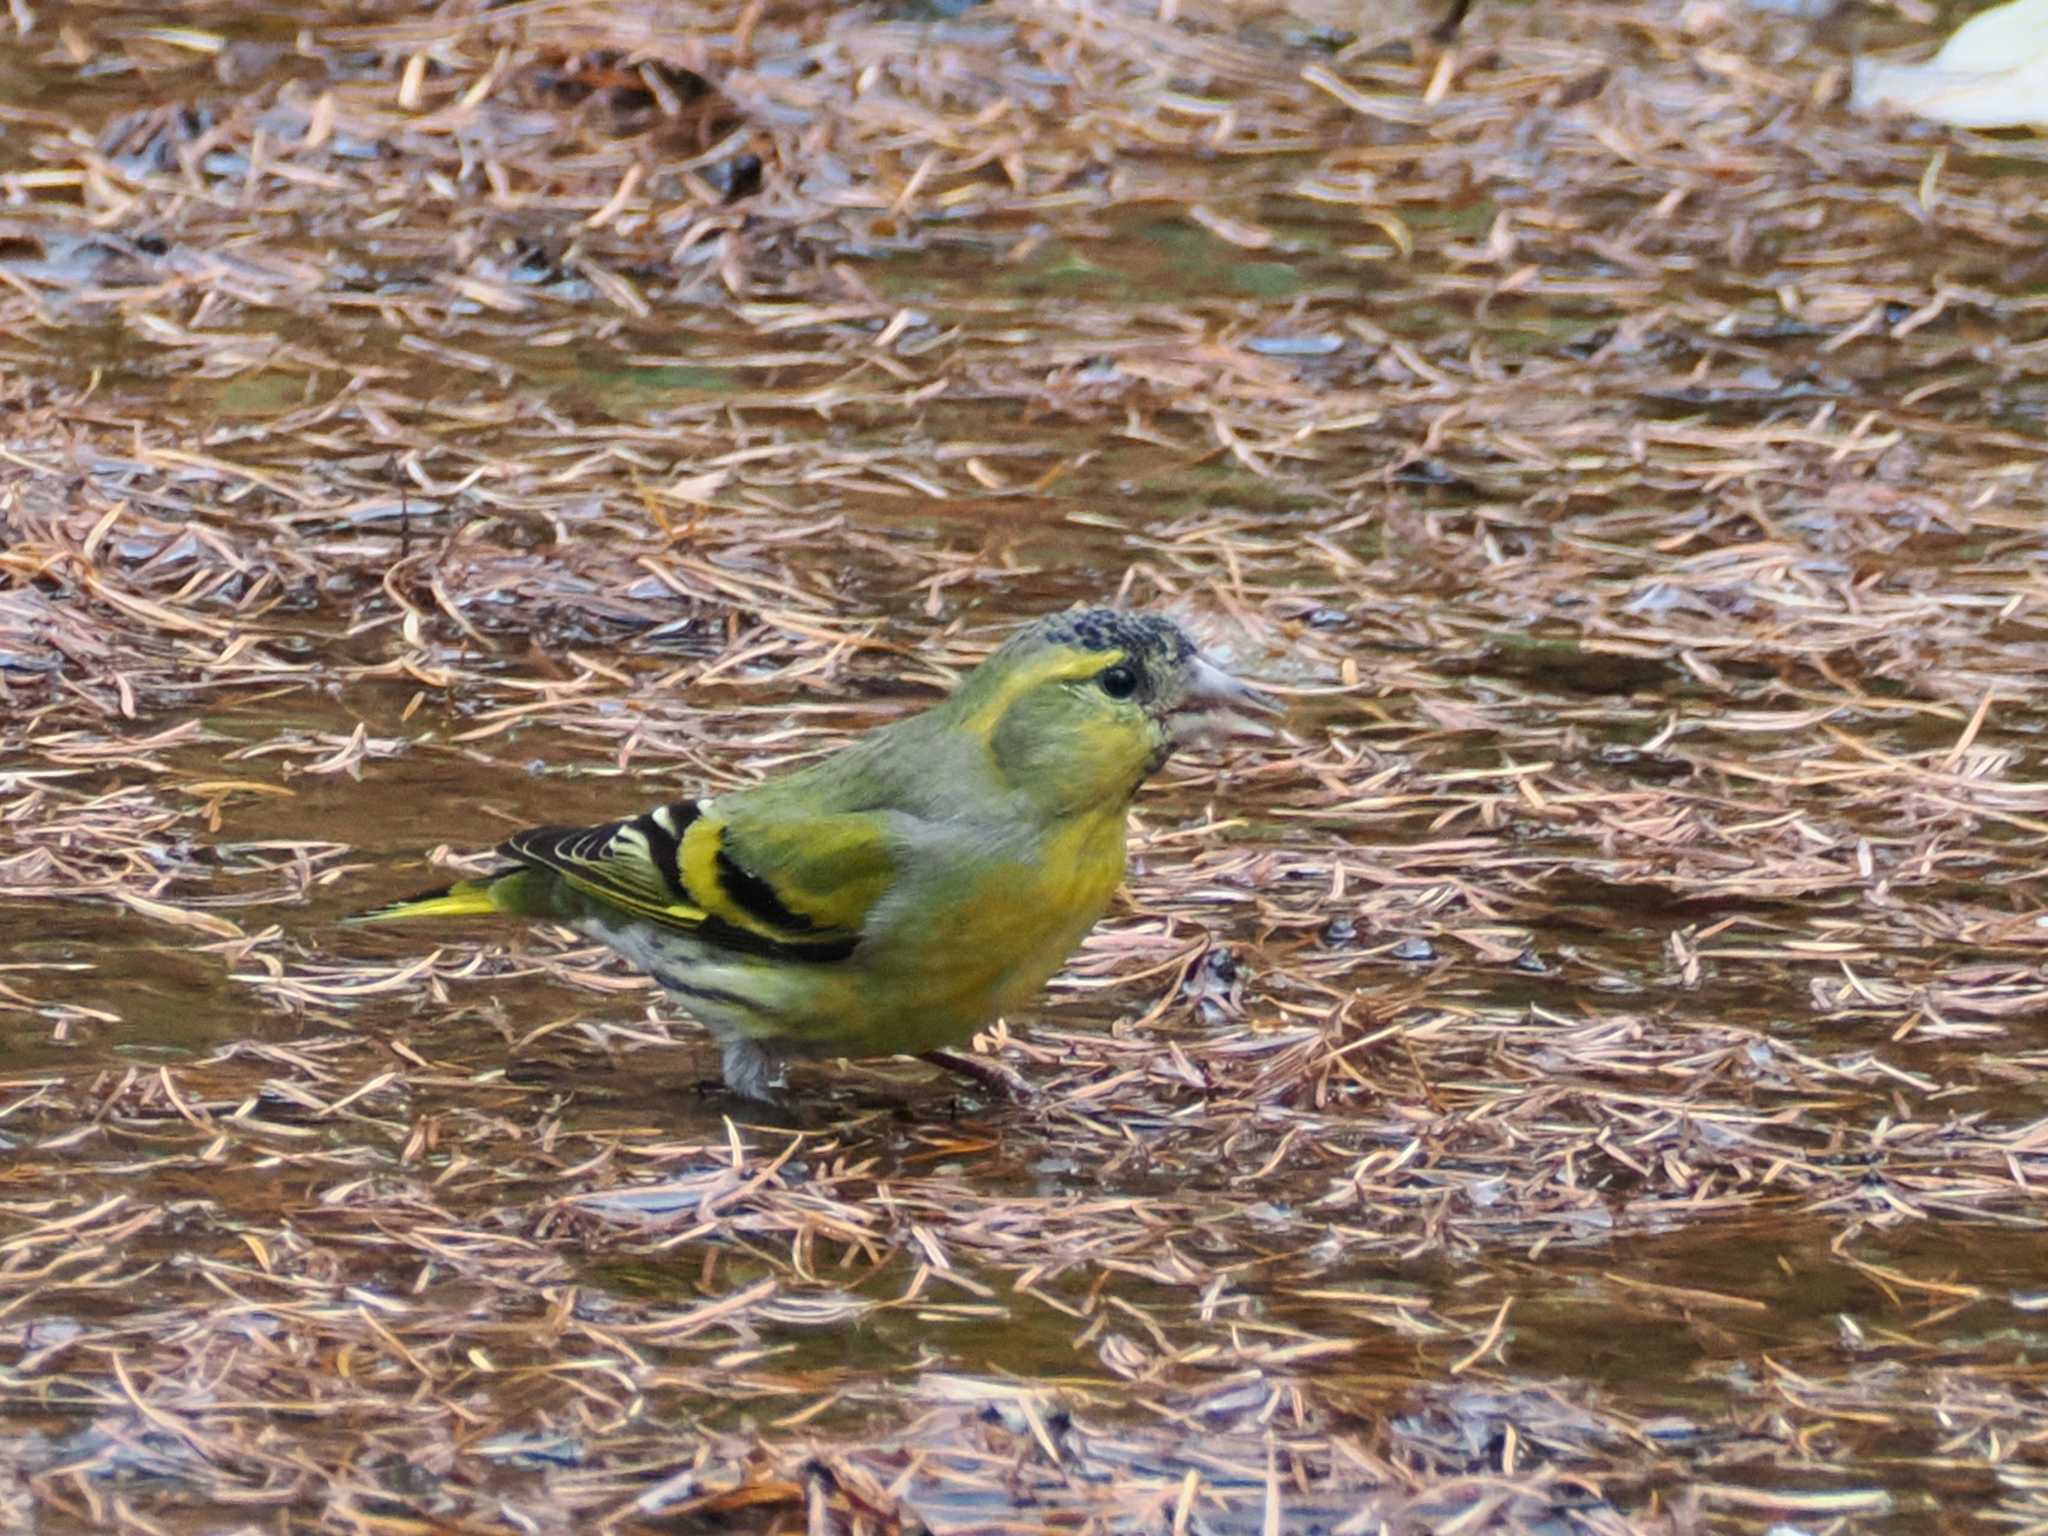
1169;654;1285;747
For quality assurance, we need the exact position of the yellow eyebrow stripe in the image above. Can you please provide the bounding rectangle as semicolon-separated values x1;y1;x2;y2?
961;645;1124;733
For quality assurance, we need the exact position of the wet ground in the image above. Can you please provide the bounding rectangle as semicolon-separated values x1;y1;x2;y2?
4;1;2048;1531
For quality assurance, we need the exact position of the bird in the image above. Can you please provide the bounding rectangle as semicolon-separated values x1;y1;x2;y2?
350;608;1282;1106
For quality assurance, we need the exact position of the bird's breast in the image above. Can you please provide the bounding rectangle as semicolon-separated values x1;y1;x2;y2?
751;803;1130;1057
872;803;1129;1028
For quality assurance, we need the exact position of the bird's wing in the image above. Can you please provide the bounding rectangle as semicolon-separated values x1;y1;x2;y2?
503;801;707;923
502;797;894;960
710;805;899;941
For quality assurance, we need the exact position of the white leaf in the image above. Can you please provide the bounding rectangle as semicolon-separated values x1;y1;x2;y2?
1853;0;2048;129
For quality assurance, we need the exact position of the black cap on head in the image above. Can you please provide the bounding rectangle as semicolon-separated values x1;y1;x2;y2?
1033;608;1195;665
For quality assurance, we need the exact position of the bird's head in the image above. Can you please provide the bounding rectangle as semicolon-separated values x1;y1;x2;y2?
951;608;1283;817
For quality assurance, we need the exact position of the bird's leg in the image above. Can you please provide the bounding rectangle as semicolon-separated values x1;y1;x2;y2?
920;1049;1040;1104
720;1038;795;1110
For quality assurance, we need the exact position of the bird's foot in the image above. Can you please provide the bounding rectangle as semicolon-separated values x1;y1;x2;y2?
700;1038;808;1127
691;1074;808;1128
734;1094;809;1130
920;1049;1041;1106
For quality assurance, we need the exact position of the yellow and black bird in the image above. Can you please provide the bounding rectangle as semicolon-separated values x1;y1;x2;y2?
353;608;1280;1103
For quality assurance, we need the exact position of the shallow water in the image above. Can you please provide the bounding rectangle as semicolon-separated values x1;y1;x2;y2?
8;2;2048;1533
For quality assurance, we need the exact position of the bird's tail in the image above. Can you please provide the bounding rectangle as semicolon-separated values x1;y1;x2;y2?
347;874;514;926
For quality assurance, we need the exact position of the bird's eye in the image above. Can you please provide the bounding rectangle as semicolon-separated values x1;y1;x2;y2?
1098;664;1139;700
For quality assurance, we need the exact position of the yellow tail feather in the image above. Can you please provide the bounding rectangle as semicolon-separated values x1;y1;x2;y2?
347;879;499;925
